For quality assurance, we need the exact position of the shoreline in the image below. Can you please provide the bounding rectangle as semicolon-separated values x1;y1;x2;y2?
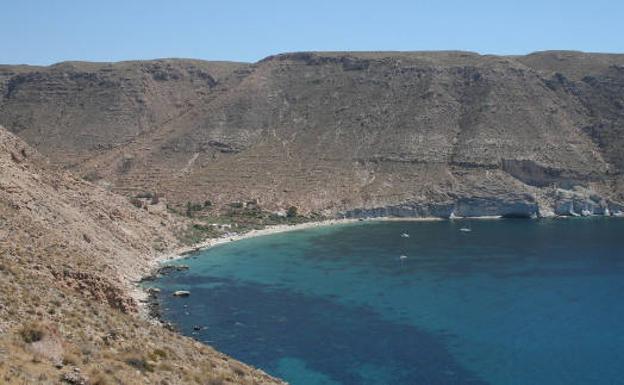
147;212;624;270
153;215;458;266
132;216;446;316
132;213;621;319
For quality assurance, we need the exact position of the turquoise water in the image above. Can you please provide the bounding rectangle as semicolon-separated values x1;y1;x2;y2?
155;219;624;385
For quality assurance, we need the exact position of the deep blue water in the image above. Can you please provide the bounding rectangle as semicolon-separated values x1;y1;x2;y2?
154;219;624;385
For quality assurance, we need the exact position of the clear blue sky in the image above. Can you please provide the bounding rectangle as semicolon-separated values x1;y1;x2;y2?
1;0;622;65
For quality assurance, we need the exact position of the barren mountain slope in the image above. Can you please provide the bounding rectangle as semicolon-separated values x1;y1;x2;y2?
1;51;623;216
0;59;248;166
0;126;283;385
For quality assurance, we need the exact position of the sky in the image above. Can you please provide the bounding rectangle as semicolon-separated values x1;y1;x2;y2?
1;0;622;65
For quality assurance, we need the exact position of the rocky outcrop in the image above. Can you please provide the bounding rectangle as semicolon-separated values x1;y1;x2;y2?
501;159;594;189
552;188;620;216
51;270;138;313
340;194;539;219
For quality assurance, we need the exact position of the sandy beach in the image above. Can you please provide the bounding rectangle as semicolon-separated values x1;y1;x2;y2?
155;216;456;264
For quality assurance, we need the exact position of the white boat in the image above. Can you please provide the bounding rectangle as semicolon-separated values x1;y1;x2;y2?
400;233;410;238
459;227;471;232
399;255;408;261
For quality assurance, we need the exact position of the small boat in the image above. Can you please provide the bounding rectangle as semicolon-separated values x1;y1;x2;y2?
172;290;191;297
459;228;472;232
400;233;410;238
399;255;408;261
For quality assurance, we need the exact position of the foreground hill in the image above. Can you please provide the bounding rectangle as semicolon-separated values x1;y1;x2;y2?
1;51;624;216
0;126;283;384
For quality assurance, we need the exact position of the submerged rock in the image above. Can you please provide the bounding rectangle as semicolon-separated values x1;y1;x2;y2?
158;265;189;275
147;287;161;294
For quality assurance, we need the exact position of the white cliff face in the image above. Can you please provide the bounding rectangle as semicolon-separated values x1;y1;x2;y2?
340;187;622;219
341;195;540;219
550;187;619;217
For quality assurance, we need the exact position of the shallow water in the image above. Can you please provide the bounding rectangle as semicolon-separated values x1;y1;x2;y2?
154;218;624;385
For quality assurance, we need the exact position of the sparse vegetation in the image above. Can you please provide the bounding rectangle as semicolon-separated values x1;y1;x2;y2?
151;348;168;359
124;355;154;372
185;201;204;217
130;197;145;209
172;199;323;245
81;170;100;182
118;155;133;174
0;128;285;385
135;191;154;199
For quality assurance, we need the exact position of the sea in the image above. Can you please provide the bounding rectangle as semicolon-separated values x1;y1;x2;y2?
153;218;624;385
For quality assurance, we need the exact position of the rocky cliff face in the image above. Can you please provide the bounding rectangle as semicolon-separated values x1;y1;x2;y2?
0;126;284;385
1;51;623;217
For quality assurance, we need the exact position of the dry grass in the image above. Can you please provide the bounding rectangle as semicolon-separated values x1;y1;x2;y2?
0;129;286;385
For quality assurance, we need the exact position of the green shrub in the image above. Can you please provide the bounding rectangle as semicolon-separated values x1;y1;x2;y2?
287;206;298;217
185;201;204;217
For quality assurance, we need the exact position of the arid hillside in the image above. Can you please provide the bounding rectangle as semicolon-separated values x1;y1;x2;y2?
0;126;284;385
1;51;623;217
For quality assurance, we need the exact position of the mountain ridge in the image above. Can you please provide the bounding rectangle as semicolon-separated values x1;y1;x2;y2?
1;50;623;217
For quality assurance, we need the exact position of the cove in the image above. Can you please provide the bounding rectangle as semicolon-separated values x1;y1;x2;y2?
153;218;624;385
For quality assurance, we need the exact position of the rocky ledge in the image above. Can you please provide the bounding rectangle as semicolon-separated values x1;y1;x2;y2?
340;189;624;219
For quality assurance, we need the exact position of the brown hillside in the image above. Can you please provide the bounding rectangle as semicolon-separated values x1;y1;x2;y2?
1;51;623;217
0;126;284;385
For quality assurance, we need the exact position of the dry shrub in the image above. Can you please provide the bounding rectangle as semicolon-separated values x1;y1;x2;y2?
62;352;80;366
124;355;154;372
89;368;112;385
19;322;45;343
